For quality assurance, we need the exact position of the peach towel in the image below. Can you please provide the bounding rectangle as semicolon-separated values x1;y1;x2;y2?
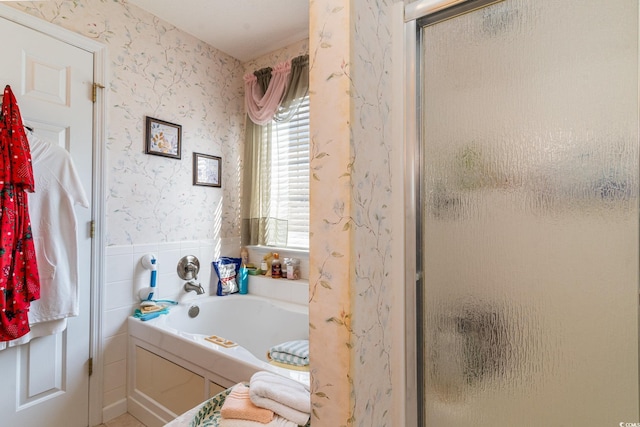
221;383;274;423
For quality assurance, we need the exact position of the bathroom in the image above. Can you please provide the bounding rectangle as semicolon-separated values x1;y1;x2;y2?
0;0;403;426
0;0;637;426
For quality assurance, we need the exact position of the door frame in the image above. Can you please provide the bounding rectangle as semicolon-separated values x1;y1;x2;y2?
403;1;484;427
0;5;107;427
404;1;640;426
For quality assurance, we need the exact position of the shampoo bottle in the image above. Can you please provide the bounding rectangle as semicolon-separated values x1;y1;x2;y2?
239;265;248;294
271;253;282;278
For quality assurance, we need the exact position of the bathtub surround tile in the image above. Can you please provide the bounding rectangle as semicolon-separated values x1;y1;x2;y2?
290;281;310;306
156;241;182;252
155;273;184;300
246;276;269;298
104;306;136;338
106;245;135;257
102;386;127;412
244;275;309;306
104;358;127;392
179;240;200;251
104;333;128;365
106;280;140;311
132;243;159;257
199;242;218;267
106;253;136;284
272;280;293;302
155;249;182;277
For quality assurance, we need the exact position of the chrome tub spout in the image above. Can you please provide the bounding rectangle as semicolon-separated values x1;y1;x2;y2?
184;280;205;295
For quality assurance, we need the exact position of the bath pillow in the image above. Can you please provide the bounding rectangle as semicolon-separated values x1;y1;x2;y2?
213;257;242;296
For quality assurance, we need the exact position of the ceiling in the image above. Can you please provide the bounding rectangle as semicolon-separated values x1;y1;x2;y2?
127;0;309;62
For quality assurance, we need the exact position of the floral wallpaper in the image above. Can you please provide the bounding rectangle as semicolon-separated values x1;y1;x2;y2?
309;0;397;426
10;0;403;425
10;0;246;247
309;1;353;425
244;38;309;76
349;1;395;425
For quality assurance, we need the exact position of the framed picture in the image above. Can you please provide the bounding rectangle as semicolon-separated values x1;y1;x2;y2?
193;153;221;187
145;116;182;159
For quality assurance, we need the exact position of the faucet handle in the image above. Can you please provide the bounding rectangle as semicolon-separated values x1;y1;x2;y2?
177;255;200;280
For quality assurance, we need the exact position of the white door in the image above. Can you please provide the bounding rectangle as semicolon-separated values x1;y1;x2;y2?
0;16;94;427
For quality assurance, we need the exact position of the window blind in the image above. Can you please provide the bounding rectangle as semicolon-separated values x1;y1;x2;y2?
267;95;310;249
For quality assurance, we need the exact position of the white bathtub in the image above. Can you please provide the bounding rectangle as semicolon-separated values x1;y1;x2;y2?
127;294;309;427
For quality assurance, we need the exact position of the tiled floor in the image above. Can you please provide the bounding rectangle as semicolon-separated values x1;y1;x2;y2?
98;413;147;427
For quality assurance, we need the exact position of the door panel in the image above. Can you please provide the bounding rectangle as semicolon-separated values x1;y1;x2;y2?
0;16;94;427
418;0;639;425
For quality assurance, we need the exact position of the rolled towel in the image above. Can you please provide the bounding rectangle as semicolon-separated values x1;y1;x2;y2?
221;383;274;423
249;371;310;426
220;414;298;427
269;340;309;366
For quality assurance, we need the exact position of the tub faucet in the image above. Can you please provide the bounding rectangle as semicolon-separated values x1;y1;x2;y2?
184;280;205;295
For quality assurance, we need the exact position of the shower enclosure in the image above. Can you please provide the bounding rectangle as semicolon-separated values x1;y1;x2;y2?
405;0;640;425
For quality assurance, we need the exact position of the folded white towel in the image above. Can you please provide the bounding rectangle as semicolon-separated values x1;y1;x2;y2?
249;394;309;426
249;371;310;426
220;414;298;427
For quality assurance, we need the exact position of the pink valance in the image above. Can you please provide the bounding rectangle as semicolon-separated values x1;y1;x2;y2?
244;60;291;125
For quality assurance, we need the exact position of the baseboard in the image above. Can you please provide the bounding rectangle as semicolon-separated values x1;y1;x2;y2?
127;396;170;427
102;398;127;423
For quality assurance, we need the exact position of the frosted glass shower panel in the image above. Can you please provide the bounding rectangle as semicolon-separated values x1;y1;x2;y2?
419;0;639;425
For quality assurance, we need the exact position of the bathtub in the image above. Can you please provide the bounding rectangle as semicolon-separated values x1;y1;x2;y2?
127;294;309;427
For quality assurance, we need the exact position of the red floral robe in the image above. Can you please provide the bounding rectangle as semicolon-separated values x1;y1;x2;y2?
0;85;40;341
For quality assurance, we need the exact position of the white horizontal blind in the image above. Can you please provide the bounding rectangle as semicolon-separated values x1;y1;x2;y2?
268;95;310;249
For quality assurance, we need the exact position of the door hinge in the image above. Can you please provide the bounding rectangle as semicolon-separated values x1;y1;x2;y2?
88;357;93;376
90;220;95;239
92;82;105;103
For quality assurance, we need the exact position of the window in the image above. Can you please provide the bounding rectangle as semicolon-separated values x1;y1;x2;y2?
264;95;310;249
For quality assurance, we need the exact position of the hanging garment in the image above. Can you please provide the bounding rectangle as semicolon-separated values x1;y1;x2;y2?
0;85;40;341
0;132;88;350
24;132;89;323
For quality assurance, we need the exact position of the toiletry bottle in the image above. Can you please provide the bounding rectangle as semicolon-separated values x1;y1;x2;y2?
271;253;282;278
240;247;249;266
239;264;248;294
287;258;300;280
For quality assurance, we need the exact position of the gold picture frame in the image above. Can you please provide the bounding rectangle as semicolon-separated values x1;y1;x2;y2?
145;116;182;159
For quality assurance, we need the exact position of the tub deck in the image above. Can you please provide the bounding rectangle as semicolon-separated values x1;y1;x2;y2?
127;294;309;427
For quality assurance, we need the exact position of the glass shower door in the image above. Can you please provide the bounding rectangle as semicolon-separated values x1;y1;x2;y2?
417;0;639;425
